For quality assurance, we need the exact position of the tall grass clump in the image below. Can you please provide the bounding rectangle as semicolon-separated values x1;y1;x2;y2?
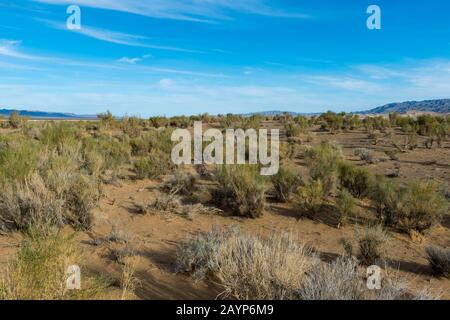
0;228;109;299
271;167;303;202
39;122;81;157
0;136;40;184
357;225;389;266
369;175;401;226
82;136;131;179
304;142;343;195
0;174;64;233
336;189;356;226
299;258;364;300
177;226;318;299
134;149;174;180
214;165;268;218
426;246;450;278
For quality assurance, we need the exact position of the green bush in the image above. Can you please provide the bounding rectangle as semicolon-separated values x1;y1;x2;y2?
8;112;22;129
396;181;448;233
83;136;131;172
284;122;301;138
338;162;373;198
215;165;268;218
0;228;109;299
336;189;356;226
369;175;401;225
271;167;303;202
0;137;40;184
358;225;389;266
39;122;81;157
134;149;174;180
295;179;325;217
304;142;343;195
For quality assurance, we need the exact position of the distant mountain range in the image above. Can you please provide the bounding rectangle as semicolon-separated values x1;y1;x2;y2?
363;99;450;114
1;99;449;119
246;99;450;116
0;109;96;120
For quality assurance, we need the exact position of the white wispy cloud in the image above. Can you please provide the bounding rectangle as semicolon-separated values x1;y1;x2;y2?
33;0;309;23
0;39;45;60
303;75;383;93
37;19;201;53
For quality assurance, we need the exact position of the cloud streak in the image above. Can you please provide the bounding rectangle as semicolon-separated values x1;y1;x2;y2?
37;19;201;53
33;0;309;23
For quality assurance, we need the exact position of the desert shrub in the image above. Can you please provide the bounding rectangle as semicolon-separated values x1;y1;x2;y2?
0;174;64;233
284;122;300;138
39;122;81;157
0;137;40;184
169;116;191;128
8;111;22;128
82;148;104;177
0;228;109;299
336;189;356;226
130;129;173;156
354;148;373;163
425;246;450;278
177;227;318;299
304;142;343;195
121;116;143;138
271;167;303;202
215;165;268;218
300;257;416;300
369;175;401;225
395;181;448;233
338;162;373;198
370;178;447;233
357;225;389;266
295;179;325;217
134;149;174;180
162;171;196;196
42;155;80;194
0;170;100;232
83;136;131;172
62;173;101;230
149;116;168;128
97;110;117;129
299;257;364;300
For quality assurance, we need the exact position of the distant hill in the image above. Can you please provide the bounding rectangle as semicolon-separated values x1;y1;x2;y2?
0;109;96;120
1;99;449;120
242;111;320;117
365;99;450;114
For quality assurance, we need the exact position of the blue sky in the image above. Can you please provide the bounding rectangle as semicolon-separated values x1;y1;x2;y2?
0;0;449;117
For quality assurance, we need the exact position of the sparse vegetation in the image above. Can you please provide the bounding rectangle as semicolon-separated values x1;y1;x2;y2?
214;165;268;218
304;142;343;195
295;179;325;217
177;226;318;299
0;228;109;299
426;246;450;278
336;189;356;226
0;110;448;300
271;166;303;202
357;225;389;266
338;162;373;199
